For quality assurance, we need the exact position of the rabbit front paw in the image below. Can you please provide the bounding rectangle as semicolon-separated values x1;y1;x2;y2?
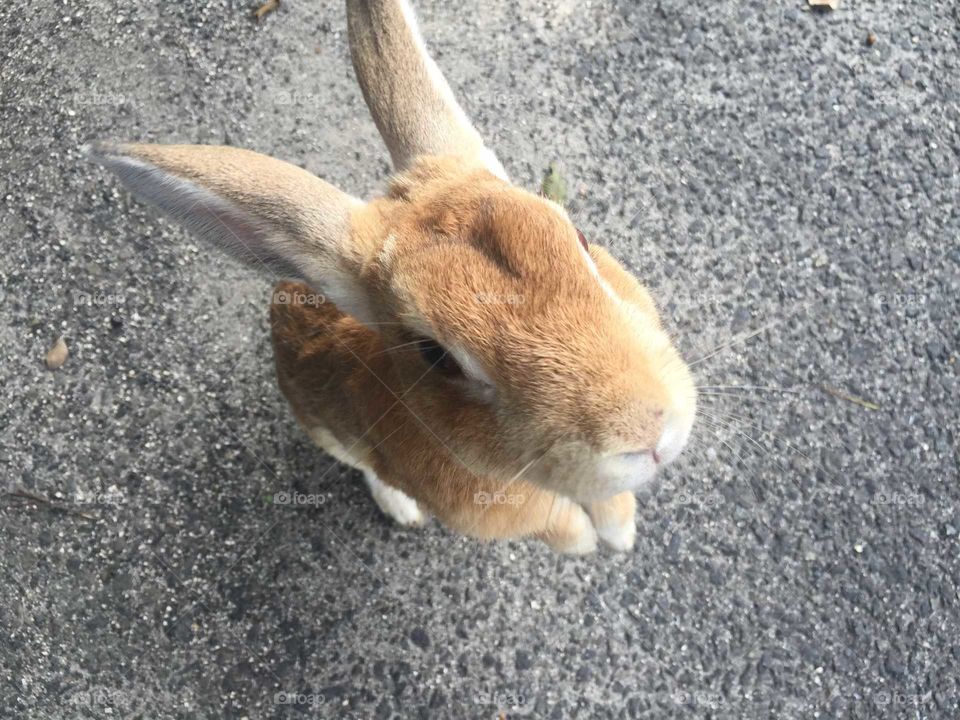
587;492;637;552
363;471;426;527
541;498;598;555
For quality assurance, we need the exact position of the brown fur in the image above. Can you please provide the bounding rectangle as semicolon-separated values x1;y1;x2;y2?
337;159;692;500
271;264;638;550
268;156;692;546
90;0;696;552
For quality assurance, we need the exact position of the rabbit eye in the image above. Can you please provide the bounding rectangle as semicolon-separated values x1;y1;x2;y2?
417;337;463;377
576;228;588;250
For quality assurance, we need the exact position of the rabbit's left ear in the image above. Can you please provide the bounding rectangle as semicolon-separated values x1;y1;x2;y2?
86;141;376;324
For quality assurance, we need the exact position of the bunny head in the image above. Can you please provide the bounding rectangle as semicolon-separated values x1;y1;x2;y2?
87;0;696;504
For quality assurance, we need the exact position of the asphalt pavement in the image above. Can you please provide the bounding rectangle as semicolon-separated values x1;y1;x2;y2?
1;0;958;718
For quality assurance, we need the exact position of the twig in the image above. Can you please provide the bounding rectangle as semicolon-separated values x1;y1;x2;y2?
817;384;880;411
5;488;96;521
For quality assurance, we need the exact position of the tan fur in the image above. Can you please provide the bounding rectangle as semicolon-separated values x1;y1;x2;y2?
91;0;697;553
271;270;646;551
346;0;504;175
347;160;694;502
267;152;695;544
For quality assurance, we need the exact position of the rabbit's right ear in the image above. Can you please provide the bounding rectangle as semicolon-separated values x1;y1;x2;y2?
347;0;506;179
86;141;377;324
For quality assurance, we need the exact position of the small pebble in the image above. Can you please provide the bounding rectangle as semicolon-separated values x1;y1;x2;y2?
515;650;533;671
45;336;69;370
410;627;430;649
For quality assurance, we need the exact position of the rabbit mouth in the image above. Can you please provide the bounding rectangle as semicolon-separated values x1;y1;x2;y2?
530;410;695;502
595;452;660;496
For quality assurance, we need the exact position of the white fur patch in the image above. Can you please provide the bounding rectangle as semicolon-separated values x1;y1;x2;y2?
449;343;493;386
546;500;598;555
594;515;637;552
577;240;602;279
363;471;425;526
378;232;399;268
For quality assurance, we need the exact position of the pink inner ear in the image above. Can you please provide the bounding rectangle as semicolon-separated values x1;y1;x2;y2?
576;228;588;250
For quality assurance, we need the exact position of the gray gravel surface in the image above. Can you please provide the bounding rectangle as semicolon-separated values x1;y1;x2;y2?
2;0;959;718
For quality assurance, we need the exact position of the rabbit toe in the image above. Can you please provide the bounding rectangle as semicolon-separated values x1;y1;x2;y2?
542;500;598;555
594;515;637;552
364;471;425;527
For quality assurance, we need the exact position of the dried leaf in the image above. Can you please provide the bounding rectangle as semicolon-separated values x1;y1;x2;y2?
45;336;69;370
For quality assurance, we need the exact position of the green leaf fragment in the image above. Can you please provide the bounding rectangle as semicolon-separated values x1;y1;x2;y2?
541;162;567;205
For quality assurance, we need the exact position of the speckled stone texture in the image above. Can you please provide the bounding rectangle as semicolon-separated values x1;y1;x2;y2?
1;1;958;718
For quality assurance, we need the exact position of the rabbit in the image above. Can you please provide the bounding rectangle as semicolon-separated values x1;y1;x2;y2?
86;0;697;554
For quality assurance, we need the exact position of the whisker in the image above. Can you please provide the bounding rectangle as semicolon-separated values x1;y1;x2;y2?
709;431;768;509
697;409;805;496
688;300;815;369
368;339;428;358
455;446;555;541
697;392;777;406
701;406;844;494
688;319;780;368
298;319;407;341
683;418;778;531
696;385;803;395
365;420;408;453
547;490;559;535
350;320;408;326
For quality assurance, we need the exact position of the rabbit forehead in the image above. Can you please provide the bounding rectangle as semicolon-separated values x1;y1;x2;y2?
386;162;590;278
386;231;667;390
383;184;603;306
384;212;608;345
